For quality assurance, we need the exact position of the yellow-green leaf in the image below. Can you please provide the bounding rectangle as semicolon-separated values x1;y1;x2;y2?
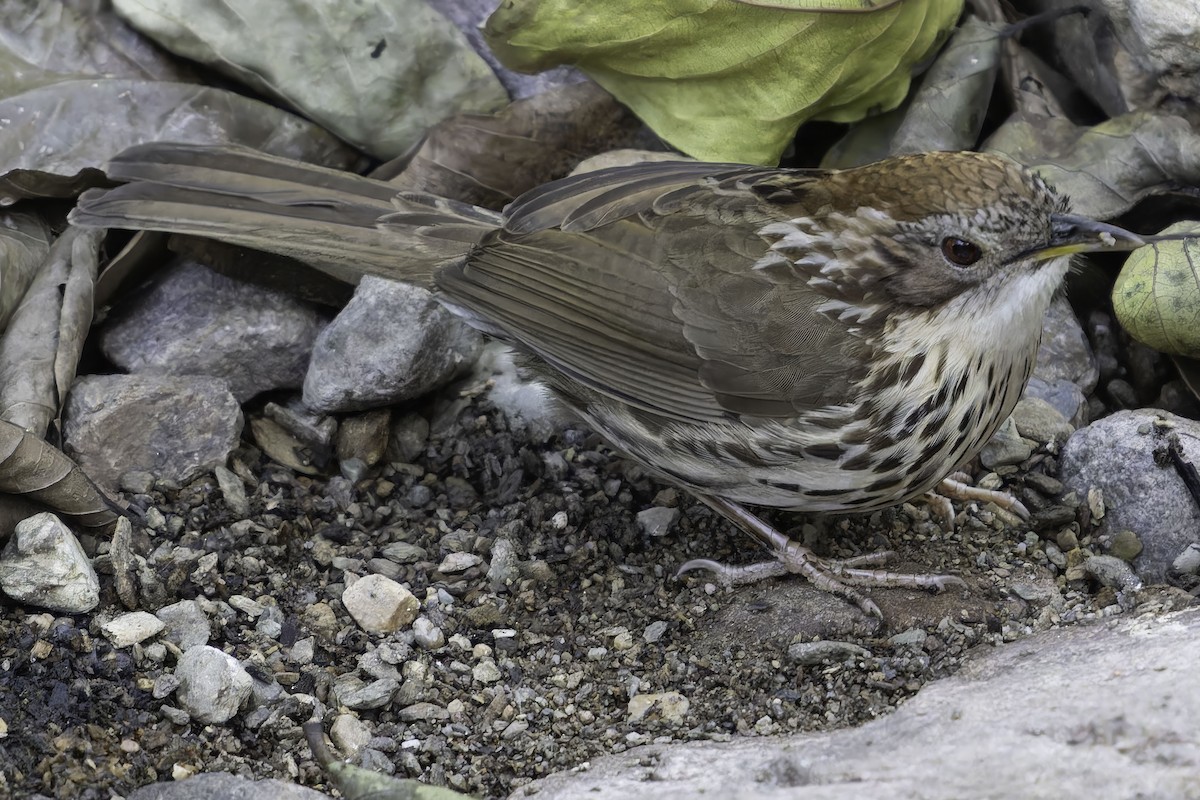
1112;221;1200;357
484;0;962;165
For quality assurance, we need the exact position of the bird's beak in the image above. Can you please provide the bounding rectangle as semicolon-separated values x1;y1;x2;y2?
1025;213;1147;262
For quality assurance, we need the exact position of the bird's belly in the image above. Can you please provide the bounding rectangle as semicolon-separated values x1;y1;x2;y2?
576;346;1037;516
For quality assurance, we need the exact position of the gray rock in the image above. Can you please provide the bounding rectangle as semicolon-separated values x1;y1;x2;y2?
0;512;99;612
1023;376;1088;428
64;374;243;490
1173;543;1200;575
636;506;679;538
627;692;689;724
1010;396;1074;445
157;599;212;650
335;676;401;711
174;645;253;724
263;400;337;450
979;417;1033;469
1034;296;1098;395
335;408;391;467
330;713;372;759
100;260;325;402
387;411;430;464
412;616;446;650
100;611;166;647
486;536;520;589
304;278;483;413
516;609;1200;800
127;771;328;800
1060;410;1200;583
214;465;251;518
342;574;419;634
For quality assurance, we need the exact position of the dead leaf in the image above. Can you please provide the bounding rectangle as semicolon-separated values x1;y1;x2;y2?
826;13;1001;167
0;419;121;530
112;0;508;160
383;82;650;208
986;111;1200;220
0;212;53;330
0;226;103;436
0;0;198;81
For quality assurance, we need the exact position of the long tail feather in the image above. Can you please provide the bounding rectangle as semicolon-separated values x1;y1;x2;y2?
70;143;500;286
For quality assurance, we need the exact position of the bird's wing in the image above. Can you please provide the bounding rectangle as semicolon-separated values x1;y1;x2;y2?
437;161;866;425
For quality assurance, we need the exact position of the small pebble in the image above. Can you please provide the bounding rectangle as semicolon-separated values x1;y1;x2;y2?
627;692;689;724
1172;543;1200;575
1108;530;1143;562
342;575;419;634
636;506;679;538
101;612;166;648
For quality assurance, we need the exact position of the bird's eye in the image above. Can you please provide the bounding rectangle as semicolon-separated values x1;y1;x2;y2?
941;237;982;266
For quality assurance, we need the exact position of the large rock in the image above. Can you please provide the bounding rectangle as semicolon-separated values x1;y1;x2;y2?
515;609;1200;800
0;512;99;612
303;278;482;413
1034;295;1098;395
127;771;328;800
101;260;325;402
64;374;243;490
1059;409;1200;583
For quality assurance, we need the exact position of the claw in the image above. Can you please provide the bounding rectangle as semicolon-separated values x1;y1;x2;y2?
938;476;1031;521
677;495;967;620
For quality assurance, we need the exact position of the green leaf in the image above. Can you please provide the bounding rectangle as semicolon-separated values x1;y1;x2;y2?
484;0;963;164
1112;222;1200;358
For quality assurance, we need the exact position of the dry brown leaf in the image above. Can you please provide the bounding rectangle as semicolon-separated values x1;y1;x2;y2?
0;226;103;436
0;419;121;530
381;82;648;209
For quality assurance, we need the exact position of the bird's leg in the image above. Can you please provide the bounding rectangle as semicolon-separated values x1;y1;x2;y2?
676;495;965;619
936;474;1031;520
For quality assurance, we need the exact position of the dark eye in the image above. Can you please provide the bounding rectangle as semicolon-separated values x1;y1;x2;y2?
941;237;982;266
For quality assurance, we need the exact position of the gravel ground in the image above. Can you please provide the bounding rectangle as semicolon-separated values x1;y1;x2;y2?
0;381;1136;799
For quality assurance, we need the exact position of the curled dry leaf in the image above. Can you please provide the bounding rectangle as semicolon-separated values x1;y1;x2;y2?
0;226;103;436
0;212;53;331
0;10;361;205
112;0;508;160
0;418;120;530
0;0;198;81
484;0;962;164
382;81;649;209
986;111;1200;220
1112;221;1200;358
826;13;1001;167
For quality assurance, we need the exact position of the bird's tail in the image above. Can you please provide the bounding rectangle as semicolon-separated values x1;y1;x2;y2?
70;142;503;287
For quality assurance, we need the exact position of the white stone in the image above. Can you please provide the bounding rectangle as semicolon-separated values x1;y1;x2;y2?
437;552;482;573
101;612;166;647
342;574;419;634
412;616;445;650
330;713;372;758
627;692;690;725
174;645;253;724
0;513;99;612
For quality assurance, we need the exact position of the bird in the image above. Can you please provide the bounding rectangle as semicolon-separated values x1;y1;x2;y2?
71;143;1154;618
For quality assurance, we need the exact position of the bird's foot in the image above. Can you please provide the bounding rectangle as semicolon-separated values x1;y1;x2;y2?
679;495;965;619
678;544;964;619
935;474;1030;521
